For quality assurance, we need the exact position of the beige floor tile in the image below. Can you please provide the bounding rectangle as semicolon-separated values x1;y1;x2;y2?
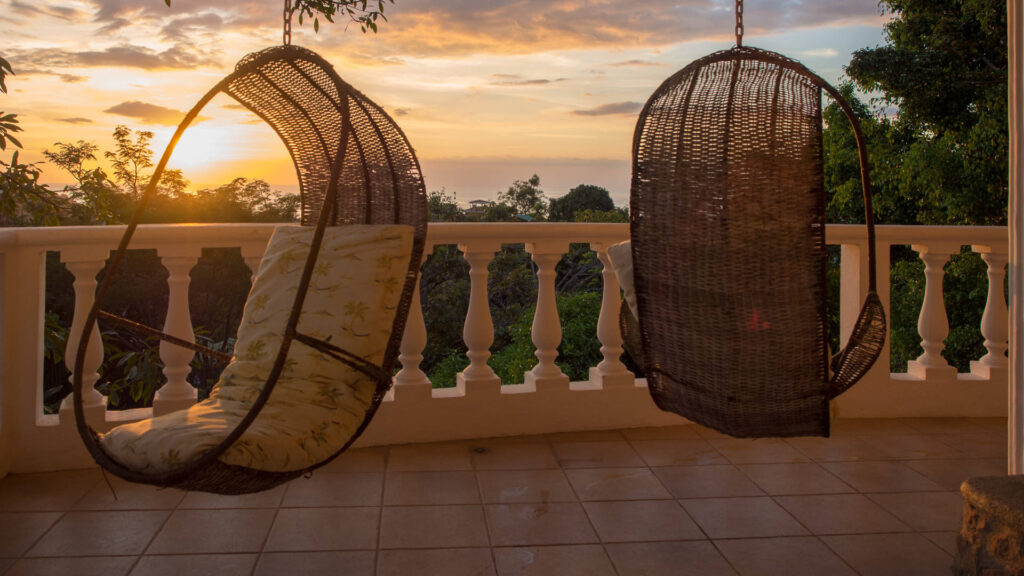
485;503;598;546
383;470;480;505
552;441;645;468
709;439;811;465
565;468;671;501
830;418;918;436
863;434;966;460
380;505;489;549
280;472;382;507
0;512;60;557
969;417;1008;433
784;436;890;462
5;556;136;576
477;470;576;504
146;509;274;554
468;442;559;470
0;470;100;512
387;443;473;471
923;531;958;555
264;507;378;551
739;463;854;495
630;439;729;467
822;461;945;493
904;458;1006;491
605;541;738;576
715;536;858;576
28;510;169;557
545;430;625;442
935;432;1006;458
653;465;764;499
621;425;701;441
691;425;735;440
494;545;616;576
129;554;258;576
867;491;964;531
178;485;286;509
378;548;495;576
583;500;704;542
254;551;375;576
823;533;954;576
74;476;185;511
317;446;388;473
680;497;807;539
775;494;911;535
901;417;991;434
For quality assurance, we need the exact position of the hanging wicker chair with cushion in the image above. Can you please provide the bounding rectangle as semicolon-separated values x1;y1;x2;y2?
72;43;427;495
621;38;886;438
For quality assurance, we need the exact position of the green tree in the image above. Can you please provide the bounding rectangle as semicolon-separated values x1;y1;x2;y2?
105;125;154;200
822;0;1006;371
427;189;465;222
548;184;615;222
845;0;1007;226
498;174;547;220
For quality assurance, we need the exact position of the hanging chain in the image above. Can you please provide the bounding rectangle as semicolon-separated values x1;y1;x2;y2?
735;0;744;46
283;0;293;45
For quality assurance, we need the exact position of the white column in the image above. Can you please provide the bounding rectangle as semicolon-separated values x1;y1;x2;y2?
1008;0;1023;474
395;250;432;399
154;250;201;414
588;243;634;388
524;241;570;390
971;245;1009;380
59;249;108;416
456;242;501;394
907;244;959;380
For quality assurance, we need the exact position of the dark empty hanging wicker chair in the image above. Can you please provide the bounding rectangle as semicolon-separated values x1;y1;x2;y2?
624;45;886;438
72;44;427;494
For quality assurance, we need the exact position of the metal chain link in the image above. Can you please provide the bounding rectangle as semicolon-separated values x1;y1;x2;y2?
283;0;293;45
735;0;744;46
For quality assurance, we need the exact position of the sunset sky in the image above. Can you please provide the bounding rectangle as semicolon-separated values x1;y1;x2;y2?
2;0;889;205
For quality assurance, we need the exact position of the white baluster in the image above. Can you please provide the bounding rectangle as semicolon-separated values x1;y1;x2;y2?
971;244;1009;380
457;242;501;395
59;249;108;416
395;250;432;399
588;243;634;388
154;251;200;414
907;243;959;380
524;241;570;390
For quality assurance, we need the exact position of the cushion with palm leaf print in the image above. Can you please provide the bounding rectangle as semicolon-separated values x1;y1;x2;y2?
99;224;413;473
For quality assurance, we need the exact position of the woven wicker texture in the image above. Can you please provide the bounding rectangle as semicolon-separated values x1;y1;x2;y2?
629;46;884;438
73;45;427;494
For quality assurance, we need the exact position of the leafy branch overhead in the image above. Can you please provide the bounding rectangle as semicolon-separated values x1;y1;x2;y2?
0;56;22;151
163;0;393;33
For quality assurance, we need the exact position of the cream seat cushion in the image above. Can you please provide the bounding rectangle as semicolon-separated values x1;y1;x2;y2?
607;240;638;319
100;224;413;473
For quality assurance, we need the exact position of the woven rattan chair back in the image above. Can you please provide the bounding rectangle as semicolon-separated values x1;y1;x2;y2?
628;46;885;438
72;45;427;493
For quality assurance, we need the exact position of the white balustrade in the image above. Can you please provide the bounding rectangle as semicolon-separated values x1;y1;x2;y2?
395;250;432;398
587;243;634;389
972;244;1010;379
457;242;502;394
59;249;107;415
524;241;570;389
154;250;201;414
906;243;960;380
0;222;1016;476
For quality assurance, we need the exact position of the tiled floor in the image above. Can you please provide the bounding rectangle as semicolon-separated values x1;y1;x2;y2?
0;417;1007;576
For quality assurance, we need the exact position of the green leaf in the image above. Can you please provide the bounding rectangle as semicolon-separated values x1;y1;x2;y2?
314;18;319;32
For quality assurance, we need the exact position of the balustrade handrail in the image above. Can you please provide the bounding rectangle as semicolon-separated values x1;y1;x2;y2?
0;222;1007;251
